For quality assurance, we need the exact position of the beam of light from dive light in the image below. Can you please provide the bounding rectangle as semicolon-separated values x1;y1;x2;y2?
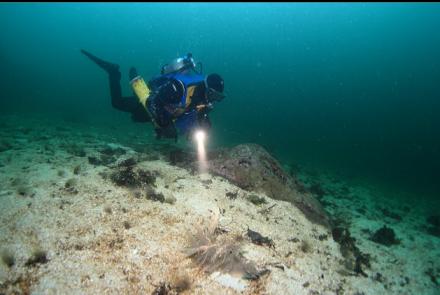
194;130;208;173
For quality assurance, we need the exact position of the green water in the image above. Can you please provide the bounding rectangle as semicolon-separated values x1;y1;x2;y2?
1;3;439;200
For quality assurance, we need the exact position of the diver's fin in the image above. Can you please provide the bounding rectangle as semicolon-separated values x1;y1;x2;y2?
80;49;120;75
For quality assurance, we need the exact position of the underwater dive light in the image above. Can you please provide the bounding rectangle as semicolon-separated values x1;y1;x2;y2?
195;130;206;143
194;130;208;173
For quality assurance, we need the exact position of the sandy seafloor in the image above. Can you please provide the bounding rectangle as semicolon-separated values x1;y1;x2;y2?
0;114;439;295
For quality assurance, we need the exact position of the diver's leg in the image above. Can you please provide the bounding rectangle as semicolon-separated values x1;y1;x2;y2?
80;49;120;75
81;49;138;112
108;70;126;110
108;71;141;113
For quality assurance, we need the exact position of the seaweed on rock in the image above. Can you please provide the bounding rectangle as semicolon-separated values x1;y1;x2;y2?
370;225;400;246
1;249;15;267
332;223;371;277
25;249;48;267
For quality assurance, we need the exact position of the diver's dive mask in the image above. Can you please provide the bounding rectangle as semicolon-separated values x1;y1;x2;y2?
207;87;226;102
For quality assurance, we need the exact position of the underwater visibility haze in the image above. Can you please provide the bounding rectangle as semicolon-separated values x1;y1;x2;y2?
1;3;439;197
0;3;440;294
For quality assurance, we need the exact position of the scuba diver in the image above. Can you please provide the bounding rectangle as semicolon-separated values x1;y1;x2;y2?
80;49;225;141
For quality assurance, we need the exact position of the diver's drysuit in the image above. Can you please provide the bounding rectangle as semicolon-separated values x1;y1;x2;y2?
81;50;213;140
80;50;150;123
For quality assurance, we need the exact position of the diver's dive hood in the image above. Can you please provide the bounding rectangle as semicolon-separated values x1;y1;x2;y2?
161;53;202;75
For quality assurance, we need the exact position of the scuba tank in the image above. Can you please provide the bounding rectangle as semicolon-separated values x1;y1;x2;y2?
161;53;203;75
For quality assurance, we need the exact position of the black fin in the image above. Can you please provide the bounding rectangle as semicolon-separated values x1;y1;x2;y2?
81;49;120;75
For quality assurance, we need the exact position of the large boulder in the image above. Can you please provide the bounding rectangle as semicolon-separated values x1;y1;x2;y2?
167;143;330;228
207;144;330;228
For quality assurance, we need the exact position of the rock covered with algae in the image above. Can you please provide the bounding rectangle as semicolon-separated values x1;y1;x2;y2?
206;144;330;227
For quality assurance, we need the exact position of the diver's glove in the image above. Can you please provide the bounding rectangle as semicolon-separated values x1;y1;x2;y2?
196;102;214;114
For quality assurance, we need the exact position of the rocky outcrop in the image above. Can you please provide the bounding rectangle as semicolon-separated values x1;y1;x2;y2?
208;144;329;227
168;143;330;228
